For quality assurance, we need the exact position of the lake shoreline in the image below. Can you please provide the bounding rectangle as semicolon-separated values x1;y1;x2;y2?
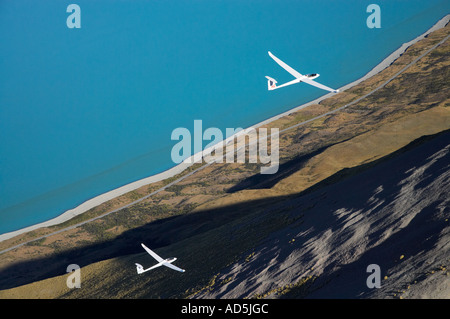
1;14;448;243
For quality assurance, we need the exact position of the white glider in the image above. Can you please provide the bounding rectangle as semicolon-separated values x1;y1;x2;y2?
266;51;339;93
135;243;185;274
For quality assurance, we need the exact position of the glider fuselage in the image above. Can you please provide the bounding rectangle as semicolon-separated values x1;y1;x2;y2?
304;73;319;80
165;257;177;263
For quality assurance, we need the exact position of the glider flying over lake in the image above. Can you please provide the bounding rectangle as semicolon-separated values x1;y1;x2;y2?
266;51;339;93
135;243;185;274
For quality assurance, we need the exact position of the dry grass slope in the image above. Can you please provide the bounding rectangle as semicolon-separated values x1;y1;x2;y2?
0;22;449;299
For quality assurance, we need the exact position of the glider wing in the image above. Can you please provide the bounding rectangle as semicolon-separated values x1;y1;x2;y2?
141;243;164;263
268;51;303;78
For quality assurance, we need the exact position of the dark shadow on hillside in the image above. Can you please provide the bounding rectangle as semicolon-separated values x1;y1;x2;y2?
226;146;328;193
230;127;450;195
0;130;448;295
303;196;447;299
200;129;450;299
0;193;292;290
300;132;450;298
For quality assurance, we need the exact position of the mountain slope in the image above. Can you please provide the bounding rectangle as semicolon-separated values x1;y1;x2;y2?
193;130;450;299
0;21;449;299
1;128;448;299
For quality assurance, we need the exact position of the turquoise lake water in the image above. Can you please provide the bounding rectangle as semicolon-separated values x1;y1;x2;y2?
1;0;449;234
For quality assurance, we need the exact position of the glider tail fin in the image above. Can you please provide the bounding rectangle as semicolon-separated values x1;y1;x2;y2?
135;263;144;274
265;76;277;90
